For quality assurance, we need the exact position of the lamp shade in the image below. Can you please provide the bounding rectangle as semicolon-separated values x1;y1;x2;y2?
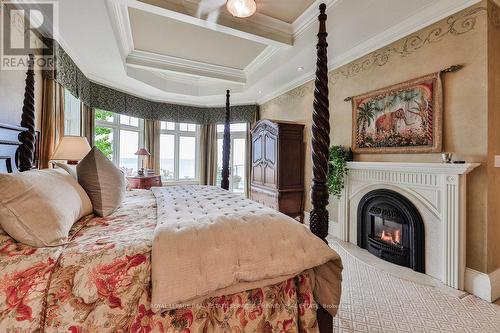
226;0;256;18
51;136;91;161
134;148;151;156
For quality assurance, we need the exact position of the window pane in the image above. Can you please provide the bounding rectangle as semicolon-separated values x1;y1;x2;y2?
160;134;175;180
187;124;196;132
120;115;140;127
95;109;114;122
231;123;247;132
64;89;81;136
216;138;223;186
179;123;188;131
119;130;139;176
120;115;130;125
232;138;245;193
95;126;114;160
161;121;175;130
130;117;139;127
217;123;247;133
179;136;196;180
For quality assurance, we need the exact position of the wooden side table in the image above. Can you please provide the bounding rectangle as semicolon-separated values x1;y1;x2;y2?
126;175;162;190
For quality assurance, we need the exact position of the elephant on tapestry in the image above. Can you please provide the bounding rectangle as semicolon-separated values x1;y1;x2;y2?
375;109;409;133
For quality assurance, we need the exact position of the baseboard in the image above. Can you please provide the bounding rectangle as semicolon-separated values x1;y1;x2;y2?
490;268;500;302
465;267;500;302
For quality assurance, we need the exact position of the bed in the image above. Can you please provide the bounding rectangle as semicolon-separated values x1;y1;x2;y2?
0;4;338;332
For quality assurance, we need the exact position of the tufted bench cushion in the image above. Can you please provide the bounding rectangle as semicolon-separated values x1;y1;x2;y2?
151;186;342;314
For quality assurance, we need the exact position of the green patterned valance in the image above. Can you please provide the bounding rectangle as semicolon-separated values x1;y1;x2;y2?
43;38;258;124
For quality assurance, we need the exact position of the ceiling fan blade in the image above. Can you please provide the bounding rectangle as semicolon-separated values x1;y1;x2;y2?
205;10;221;24
196;0;226;21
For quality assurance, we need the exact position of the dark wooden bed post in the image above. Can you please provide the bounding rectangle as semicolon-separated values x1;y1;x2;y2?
310;4;333;332
18;54;36;172
221;89;231;190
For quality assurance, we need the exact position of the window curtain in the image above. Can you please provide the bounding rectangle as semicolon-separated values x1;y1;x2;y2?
81;103;94;147
39;78;65;169
144;119;161;174
199;124;218;185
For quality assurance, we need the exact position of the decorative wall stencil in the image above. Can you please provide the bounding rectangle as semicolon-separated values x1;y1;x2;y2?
351;72;442;154
328;5;486;85
271;81;314;107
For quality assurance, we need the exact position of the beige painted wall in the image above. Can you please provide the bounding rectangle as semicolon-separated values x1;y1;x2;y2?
261;2;495;273
0;67;42;130
487;0;500;273
0;7;43;129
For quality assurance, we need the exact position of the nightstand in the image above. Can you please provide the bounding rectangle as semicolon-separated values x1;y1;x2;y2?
126;175;162;190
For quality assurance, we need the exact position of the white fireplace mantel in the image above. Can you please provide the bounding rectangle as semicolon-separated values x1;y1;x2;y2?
336;161;480;290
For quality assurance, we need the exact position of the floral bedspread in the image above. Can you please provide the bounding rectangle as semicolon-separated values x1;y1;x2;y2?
0;190;319;332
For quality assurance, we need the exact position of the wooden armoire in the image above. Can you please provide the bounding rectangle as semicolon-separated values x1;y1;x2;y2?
250;120;305;221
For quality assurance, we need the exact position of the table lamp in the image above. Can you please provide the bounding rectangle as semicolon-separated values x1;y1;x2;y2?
51;136;91;164
135;148;150;176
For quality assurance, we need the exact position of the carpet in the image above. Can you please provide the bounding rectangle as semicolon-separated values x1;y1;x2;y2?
330;241;500;332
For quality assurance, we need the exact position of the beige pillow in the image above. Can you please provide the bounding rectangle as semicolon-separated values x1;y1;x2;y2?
0;168;93;247
77;147;125;217
53;162;78;179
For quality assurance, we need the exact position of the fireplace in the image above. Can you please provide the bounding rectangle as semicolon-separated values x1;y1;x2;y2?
357;189;425;273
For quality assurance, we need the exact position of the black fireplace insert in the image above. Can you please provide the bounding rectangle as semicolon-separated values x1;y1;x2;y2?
357;189;425;273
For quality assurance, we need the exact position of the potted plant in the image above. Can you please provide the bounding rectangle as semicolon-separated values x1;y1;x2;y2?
327;145;353;198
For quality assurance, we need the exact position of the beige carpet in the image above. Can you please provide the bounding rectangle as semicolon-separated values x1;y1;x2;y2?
330;242;500;332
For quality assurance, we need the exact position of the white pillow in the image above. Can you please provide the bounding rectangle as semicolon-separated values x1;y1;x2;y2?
0;169;93;247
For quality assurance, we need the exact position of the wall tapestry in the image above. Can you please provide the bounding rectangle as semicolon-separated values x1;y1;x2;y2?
352;72;442;153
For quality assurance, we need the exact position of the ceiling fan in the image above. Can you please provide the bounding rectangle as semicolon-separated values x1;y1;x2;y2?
196;0;257;21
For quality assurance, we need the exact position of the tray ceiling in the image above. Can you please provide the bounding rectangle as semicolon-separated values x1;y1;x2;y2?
257;0;316;23
52;0;482;106
129;7;266;70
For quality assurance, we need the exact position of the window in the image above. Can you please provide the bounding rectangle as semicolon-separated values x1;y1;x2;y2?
159;122;199;182
64;89;81;136
216;123;247;194
94;110;143;176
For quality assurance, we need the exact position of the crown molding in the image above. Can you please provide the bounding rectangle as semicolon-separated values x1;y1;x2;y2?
258;0;483;105
127;49;247;84
105;0;134;62
127;66;245;96
257;69;315;105
244;45;280;75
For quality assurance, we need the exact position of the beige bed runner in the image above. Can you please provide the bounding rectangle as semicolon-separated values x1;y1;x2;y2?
151;186;342;315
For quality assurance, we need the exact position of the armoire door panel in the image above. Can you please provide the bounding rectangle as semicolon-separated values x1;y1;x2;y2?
264;164;276;187
252;136;262;163
252;164;263;184
264;133;277;164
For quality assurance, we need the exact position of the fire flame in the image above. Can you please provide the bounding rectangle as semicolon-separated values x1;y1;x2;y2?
380;229;401;245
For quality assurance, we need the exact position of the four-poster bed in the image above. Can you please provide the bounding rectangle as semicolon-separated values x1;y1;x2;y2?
221;90;231;191
0;4;339;333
